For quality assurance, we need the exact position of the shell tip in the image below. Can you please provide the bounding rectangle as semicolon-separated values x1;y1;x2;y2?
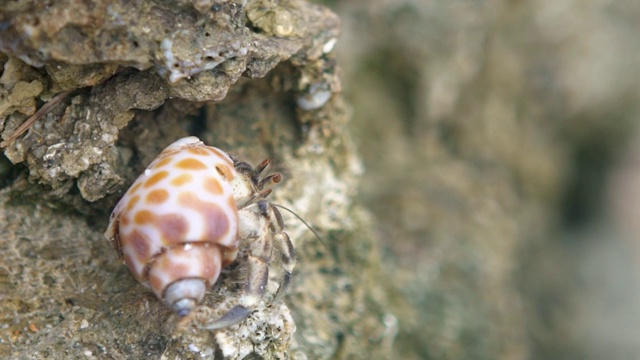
173;298;197;317
163;278;206;316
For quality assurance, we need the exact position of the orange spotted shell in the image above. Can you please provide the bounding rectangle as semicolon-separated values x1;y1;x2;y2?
104;137;241;316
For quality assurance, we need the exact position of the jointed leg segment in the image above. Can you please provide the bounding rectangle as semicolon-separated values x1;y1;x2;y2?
203;160;297;330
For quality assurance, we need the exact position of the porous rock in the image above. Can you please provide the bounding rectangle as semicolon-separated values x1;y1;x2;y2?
0;1;391;359
0;0;340;202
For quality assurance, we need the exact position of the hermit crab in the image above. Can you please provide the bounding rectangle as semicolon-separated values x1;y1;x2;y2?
104;136;296;329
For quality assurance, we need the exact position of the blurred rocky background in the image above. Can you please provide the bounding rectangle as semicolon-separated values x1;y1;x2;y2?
2;0;640;359
325;0;640;359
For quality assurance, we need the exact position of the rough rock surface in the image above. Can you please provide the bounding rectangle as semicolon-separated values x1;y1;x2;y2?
0;0;340;204
0;1;392;359
6;0;638;359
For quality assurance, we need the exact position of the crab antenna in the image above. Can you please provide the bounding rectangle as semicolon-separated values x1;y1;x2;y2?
272;204;330;252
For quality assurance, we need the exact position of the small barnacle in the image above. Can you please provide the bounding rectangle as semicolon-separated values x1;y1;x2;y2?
246;3;295;37
105;137;296;329
273;10;294;37
296;83;332;111
323;38;338;54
